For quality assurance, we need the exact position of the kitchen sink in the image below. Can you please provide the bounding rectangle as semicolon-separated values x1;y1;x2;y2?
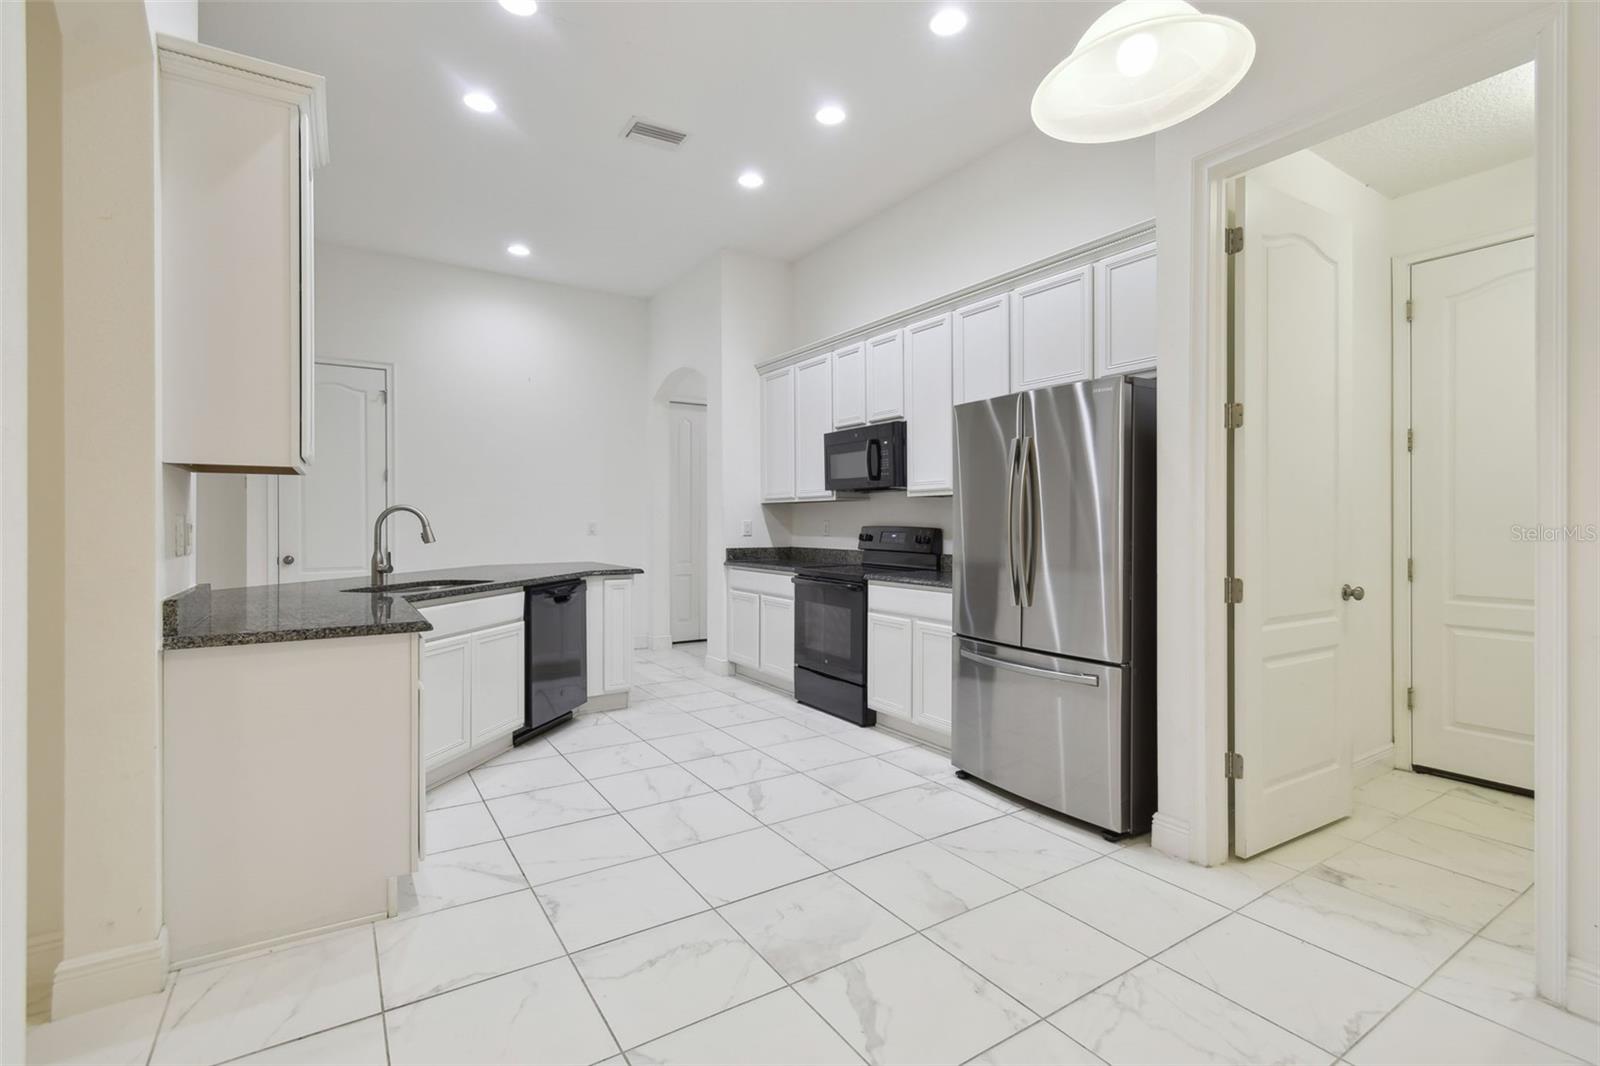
342;578;494;594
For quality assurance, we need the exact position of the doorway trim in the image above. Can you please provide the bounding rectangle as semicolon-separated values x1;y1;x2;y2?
1199;7;1569;1003
247;358;396;582
1389;228;1536;774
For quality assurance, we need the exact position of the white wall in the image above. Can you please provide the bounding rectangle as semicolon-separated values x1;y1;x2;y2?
313;244;651;639
1389;155;1534;253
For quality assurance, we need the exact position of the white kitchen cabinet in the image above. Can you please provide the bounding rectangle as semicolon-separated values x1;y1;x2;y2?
584;576;634;699
726;567;797;689
420;634;472;767
1012;265;1094;390
468;622;525;745
911;620;954;734
864;329;906;422
794;354;835;500
727;589;760;668
759;596;796;683
867;584;953;740
761;366;797;502
866;612;912;720
832;342;867;428
158;37;327;474
905;313;954;496
953;293;1012;404
1094;241;1158;377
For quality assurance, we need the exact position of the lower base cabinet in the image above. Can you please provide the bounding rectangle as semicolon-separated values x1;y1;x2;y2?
587;576;634;699
726;567;795;687
420;593;525;778
866;585;953;738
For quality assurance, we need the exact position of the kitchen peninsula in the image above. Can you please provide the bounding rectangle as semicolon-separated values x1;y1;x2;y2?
159;562;641;967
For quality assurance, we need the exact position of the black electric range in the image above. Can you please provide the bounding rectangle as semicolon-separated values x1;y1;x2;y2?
793;525;942;726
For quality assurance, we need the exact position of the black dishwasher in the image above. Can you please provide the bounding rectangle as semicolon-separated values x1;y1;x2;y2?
516;581;587;744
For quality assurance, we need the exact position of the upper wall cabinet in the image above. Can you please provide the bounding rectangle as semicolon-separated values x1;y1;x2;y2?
832;342;866;428
904;313;954;496
760;365;796;502
1012;265;1094;391
1094;241;1158;377
952;293;1012;405
794;354;835;500
158;37;328;475
864;329;906;422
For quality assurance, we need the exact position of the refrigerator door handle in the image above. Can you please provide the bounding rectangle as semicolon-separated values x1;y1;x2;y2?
1006;435;1022;605
959;647;1100;686
1022;435;1040;607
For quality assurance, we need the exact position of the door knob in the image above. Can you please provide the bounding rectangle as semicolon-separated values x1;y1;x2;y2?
281;554;296;566
1341;583;1365;601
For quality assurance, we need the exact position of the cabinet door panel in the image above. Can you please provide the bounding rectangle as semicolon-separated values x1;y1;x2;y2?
1012;266;1093;390
833;343;866;428
421;635;472;768
953;294;1012;404
795;355;835;499
728;590;760;667
1095;242;1158;376
759;595;795;683
602;579;633;692
864;330;906;422
911;621;954;734
761;367;796;501
470;622;525;745
905;313;954;496
866;612;912;720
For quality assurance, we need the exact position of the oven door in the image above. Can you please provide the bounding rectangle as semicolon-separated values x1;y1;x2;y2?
794;576;866;685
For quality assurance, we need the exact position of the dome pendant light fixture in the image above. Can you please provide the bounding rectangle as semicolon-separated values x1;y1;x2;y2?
1031;0;1255;143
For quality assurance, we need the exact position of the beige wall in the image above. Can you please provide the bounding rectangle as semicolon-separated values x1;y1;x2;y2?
25;0;64;1021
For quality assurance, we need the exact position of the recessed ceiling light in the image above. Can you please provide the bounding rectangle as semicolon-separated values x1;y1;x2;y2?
462;91;498;114
498;0;537;14
737;169;765;190
1031;0;1255;143
929;8;968;36
815;104;847;126
507;242;531;257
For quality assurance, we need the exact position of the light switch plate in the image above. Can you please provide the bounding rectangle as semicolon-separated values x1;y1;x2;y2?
742;520;753;537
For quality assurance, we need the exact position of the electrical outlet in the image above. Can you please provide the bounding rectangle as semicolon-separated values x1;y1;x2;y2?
168;515;187;557
586;521;599;536
742;520;753;537
822;520;831;535
184;519;195;557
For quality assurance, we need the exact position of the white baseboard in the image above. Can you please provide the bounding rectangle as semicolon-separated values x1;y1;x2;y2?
633;635;648;650
648;634;671;651
170;911;383;972
1354;744;1395;784
875;717;951;753
578;691;629;713
28;931;62;1019
1568;959;1600;1022
1151;811;1192;862
731;664;793;695
704;655;734;677
51;927;168;1018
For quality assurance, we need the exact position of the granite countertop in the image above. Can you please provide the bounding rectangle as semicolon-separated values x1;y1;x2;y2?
724;548;952;590
163;562;643;650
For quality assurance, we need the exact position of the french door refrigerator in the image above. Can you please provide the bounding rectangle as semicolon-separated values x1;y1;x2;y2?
952;376;1156;836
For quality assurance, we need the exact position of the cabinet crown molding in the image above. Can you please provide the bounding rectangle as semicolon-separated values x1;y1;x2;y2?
157;34;329;167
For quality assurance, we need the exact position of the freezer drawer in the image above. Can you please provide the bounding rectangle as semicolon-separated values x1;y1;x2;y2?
952;638;1127;833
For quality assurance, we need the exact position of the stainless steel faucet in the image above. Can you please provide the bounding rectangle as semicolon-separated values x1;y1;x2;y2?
371;505;437;587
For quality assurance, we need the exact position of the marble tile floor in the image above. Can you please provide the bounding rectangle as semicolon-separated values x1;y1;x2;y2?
28;643;1598;1066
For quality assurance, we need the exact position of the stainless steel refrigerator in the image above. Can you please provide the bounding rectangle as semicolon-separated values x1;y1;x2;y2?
952;376;1156;837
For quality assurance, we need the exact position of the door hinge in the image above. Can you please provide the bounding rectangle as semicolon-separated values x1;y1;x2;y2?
378;389;388;404
383;468;390;483
1224;402;1245;430
1407;428;1414;453
1406;686;1416;711
1405;299;1414;323
1224;226;1244;255
1224;577;1244;604
1224;752;1245;779
1407;557;1415;582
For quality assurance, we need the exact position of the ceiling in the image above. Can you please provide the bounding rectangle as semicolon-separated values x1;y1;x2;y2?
199;2;1108;297
1313;62;1534;199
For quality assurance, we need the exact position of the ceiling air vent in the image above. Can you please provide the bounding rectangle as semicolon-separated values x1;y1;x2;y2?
621;117;689;151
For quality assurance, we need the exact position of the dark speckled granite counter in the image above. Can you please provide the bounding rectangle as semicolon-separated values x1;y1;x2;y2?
725;548;952;590
162;563;643;650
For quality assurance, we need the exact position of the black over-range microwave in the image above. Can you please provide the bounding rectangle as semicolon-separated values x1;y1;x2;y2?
823;421;907;492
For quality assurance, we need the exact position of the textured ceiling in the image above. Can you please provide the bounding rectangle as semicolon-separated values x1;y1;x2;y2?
1313;63;1534;198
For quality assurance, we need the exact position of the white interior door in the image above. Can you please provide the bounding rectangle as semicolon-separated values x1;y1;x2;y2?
1232;180;1356;857
276;363;388;583
1408;237;1535;790
668;402;707;643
